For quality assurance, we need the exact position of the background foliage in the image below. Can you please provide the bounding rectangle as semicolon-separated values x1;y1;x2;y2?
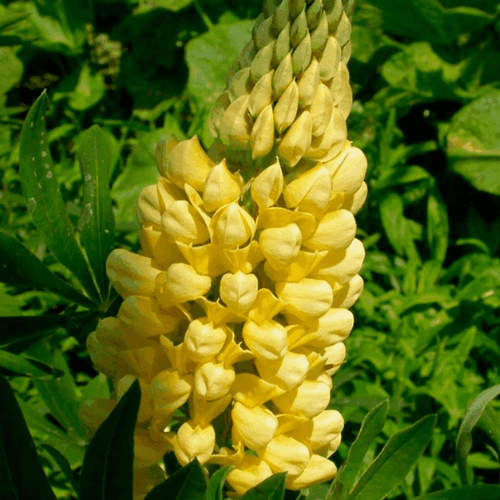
1;0;500;498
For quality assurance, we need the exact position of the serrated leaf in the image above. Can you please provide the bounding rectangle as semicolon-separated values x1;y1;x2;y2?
77;125;115;297
79;379;141;500
412;484;500;500
349;414;436;500
206;466;233;500
18;91;101;303
333;400;389;497
0;349;62;378
145;459;207;500
0;373;57;500
0;229;97;309
447;90;500;195
239;472;287;500
42;444;80;496
456;384;500;486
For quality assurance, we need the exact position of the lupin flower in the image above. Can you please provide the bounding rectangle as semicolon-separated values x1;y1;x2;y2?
84;0;367;498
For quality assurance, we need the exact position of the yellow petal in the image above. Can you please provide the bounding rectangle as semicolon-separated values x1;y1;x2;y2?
212;203;255;248
251;158;284;211
136;184;162;228
161;200;210;245
259;435;310;476
134;429;171;469
184;318;228;362
273;79;299;134
107;249;161;298
232;402;278;450
148;369;193;415
231;373;280;407
173;421;215;465
203;159;242;212
220;271;259;314
259;223;302;269
159;263;212;303
331;274;364;308
273;379;331;418
264;249;327;283
323;342;346;376
248;71;274;117
276;278;333;320
242;320;288;361
297;57;320;107
247;288;283;324
277;110;312;168
342;181;368;215
226;455;273;496
327;146;367;196
165;136;214;191
302;209;356;251
219;95;252;149
310;82;334;137
286;454;337;490
191;393;232;426
318;36;341;81
273;51;293;97
256;351;309;391
176;242;231;278
139;227;184;269
304;107;346;161
251;104;275;159
195;361;235;400
309;410;344;449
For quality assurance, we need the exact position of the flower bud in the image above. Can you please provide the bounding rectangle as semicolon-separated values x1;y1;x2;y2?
161;200;210;245
292;32;312;75
256;351;309;391
303;209;356;251
148;369;193;415
242;320;288;361
328;147;368;196
251;159;284;210
286;455;337;490
310;82;334;137
300;308;354;348
273;379;331;418
195;361;235;400
160;263;212;303
259;223;302;269
184;318;227;362
260;435;310;477
174;421;215;466
332;274;364;309
107;249;161;298
220;271;259;314
250;40;275;82
232;402;278;449
165;136;214;191
323;342;346;376
297;57;320;107
277;110;312;168
202;159;242;212
251;104;275;159
343;182;368;215
309;410;344;449
318;36;341;80
219;95;252;149
276;278;333;320
248;71;274;117
274;79;299;134
212;203;255;248
273;51;293;97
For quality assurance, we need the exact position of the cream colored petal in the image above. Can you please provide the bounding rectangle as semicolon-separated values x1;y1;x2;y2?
297;57;320;107
220;271;259;314
273;51;293;97
259;435;310;477
219;95;252;149
232;402;278;450
248;71;274;117
331;274;364;308
139;228;184;270
264;249;327;283
274;79;299;134
161;200;210;245
310;238;365;285
160;263;212;303
212;203;255;248
165;136;214;191
107;249;161;298
276;278;333;320
259;223;302;269
148;369;193;415
231;373;280;407
136;184;162;228
257;207;316;240
273;379;331;418
286;454;337;490
191;394;232;427
251;104;275;159
251;158;284;211
329;147;368;196
242;320;288;361
256;351;309;391
184;318;228;362
195;361;235;400
277;110;312;168
342;181;368;215
226;455;273;496
246;288;283;324
309;410;344;449
202;159;242;212
318;36;341;81
323;342;346;376
173;421;215;466
302;209;356;251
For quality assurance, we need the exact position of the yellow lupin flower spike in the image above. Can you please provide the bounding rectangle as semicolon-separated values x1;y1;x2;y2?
85;0;367;498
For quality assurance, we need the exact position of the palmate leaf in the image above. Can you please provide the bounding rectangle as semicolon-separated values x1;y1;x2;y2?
144;459;207;500
79;379;141;500
0;373;57;500
348;414;436;500
18;91;101;303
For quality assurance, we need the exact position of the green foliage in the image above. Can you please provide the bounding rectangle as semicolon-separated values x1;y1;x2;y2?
1;0;500;499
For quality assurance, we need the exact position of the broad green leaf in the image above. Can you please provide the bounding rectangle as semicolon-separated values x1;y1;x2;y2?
0;314;70;347
77;125;115;297
42;444;80;496
68;63;106;110
368;0;493;44
139;0;194;11
79;379;141;500
0;230;96;309
0;46;23;95
447;90;500;195
206;466;233;500
477;405;500;465
186;21;254;108
18;92;101;303
29;340;89;440
427;181;448;264
0;349;61;378
412;484;500;500
0;373;57;500
16;397;86;468
456;384;500;485
333;400;389;497
375;166;430;191
145;459;207;500
238;472;287;500
349;414;436;500
0;282;29;316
